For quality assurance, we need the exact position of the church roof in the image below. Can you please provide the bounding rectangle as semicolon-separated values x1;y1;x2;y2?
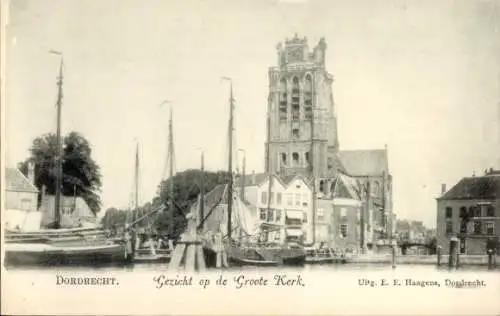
331;173;361;200
339;149;388;177
4;167;38;193
438;174;500;201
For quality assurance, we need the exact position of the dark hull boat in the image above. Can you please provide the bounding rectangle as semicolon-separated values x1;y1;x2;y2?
4;229;130;267
203;243;306;268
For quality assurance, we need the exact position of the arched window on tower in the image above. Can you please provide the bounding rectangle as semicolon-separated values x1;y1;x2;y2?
279;78;287;121
281;153;287;166
304;75;313;120
291;77;300;121
305;151;310;166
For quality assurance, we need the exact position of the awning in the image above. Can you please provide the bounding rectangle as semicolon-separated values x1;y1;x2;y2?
285;210;303;220
286;229;303;237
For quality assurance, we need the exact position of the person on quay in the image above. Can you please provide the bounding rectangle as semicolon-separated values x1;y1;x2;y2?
214;227;228;268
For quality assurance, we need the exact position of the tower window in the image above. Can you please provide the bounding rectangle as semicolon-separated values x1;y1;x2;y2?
327;157;333;169
291;76;300;121
292;128;299;138
305;152;310;165
292;152;299;165
279;78;287;121
304;75;313;120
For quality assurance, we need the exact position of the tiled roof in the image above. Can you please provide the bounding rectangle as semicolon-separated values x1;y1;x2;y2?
339;149;388;177
4;167;38;193
439;174;500;200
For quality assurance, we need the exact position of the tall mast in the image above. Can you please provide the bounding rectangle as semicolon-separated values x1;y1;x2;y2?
168;107;175;215
223;77;235;240
265;91;273;241
54;54;64;229
199;151;205;229
240;150;246;201
134;141;140;219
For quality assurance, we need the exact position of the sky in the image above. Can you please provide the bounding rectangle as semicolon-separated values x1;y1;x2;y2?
4;0;500;228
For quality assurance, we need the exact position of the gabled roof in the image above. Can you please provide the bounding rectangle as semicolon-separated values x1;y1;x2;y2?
4;167;38;193
339;149;389;177
438;174;500;200
329;173;361;200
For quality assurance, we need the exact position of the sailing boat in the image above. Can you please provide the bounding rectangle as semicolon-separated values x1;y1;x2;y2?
128;142;172;264
4;54;129;266
200;79;306;267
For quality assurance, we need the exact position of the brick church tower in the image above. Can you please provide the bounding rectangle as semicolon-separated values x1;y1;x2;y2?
265;34;343;180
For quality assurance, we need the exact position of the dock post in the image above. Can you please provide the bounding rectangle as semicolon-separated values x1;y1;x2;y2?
167;213;206;272
448;237;458;269
391;239;397;269
487;249;494;270
436;246;442;266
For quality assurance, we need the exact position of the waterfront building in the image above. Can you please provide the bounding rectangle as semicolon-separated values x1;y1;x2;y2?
4;163;40;231
436;169;500;255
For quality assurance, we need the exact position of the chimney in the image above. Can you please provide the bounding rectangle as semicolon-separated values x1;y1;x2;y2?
27;161;35;184
252;170;256;185
441;184;446;195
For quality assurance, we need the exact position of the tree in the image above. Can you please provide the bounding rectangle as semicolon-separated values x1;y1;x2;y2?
153;169;230;240
18;131;102;214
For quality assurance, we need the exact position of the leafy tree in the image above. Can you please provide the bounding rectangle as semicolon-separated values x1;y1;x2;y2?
153;169;230;240
18;131;102;214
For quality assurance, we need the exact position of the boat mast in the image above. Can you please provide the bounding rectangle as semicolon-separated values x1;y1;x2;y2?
134;141;140;220
265;92;273;242
199;151;205;229
53;53;64;229
223;77;235;240
168;108;175;216
239;150;246;201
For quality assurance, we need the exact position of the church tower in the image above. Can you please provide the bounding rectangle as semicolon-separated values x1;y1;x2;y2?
265;34;341;179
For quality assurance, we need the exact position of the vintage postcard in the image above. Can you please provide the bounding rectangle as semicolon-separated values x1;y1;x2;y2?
1;0;499;315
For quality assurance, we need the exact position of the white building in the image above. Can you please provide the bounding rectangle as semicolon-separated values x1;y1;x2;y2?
4;164;41;231
235;173;312;244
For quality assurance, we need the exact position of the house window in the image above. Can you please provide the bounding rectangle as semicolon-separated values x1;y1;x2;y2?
21;199;31;211
281;153;287;166
486;205;495;217
317;208;324;221
471;206;481;217
340;207;347;217
286;194;293;206
459;207;467;218
260;208;267;221
275;210;282;223
445;221;453;234
274;232;281;241
303;212;308;223
302;193;308;206
292;129;300;139
319;180;325;193
261;192;268;205
486;222;495;235
340;224;348;238
276;193;282;205
445;207;452;218
460;220;467;233
473;220;481;234
267;209;274;222
295;194;301;206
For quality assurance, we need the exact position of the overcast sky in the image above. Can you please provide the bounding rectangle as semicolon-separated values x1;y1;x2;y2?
5;0;500;227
